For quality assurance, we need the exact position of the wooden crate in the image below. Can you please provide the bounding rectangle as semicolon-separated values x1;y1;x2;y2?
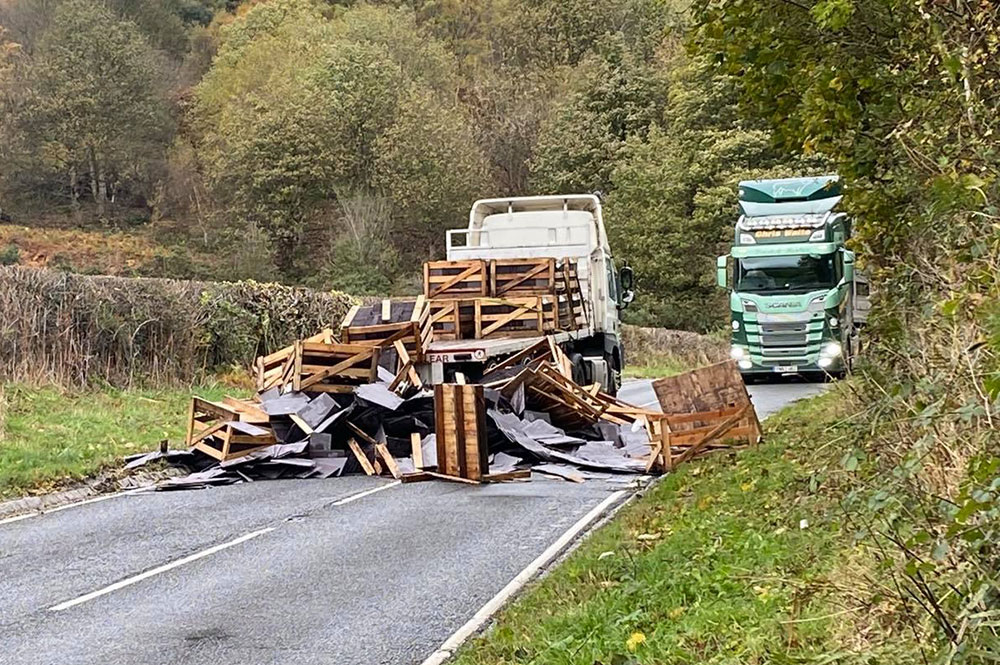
434;384;489;482
424;260;488;299
293;341;380;393
185;396;276;462
341;297;432;362
474;296;557;339
254;328;334;392
646;403;761;472
428;299;476;340
490;258;556;297
645;360;763;471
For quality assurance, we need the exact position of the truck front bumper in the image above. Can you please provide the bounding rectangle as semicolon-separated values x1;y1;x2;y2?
735;354;845;377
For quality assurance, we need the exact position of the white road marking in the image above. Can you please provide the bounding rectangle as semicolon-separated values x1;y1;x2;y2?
0;513;35;526
332;480;400;506
48;527;275;612
46;493;121;513
419;489;628;665
44;480;400;611
0;491;130;527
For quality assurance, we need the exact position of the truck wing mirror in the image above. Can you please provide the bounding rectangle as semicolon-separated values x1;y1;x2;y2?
619;264;634;292
620;289;635;309
843;249;856;283
716;255;729;289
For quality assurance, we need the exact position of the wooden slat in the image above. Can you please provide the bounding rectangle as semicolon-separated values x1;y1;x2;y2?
411;432;424;469
375;443;402;479
348;438;376;476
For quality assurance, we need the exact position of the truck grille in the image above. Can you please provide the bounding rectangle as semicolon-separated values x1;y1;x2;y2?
759;321;809;349
745;316;823;364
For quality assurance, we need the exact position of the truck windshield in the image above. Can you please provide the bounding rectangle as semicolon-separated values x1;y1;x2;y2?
736;254;836;293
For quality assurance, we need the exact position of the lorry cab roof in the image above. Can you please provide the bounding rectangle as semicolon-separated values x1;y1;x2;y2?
738;175;842;217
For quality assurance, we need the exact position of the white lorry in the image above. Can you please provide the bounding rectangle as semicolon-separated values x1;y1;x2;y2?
419;194;634;394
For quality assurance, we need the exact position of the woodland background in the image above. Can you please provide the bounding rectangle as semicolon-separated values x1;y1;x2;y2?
0;0;819;331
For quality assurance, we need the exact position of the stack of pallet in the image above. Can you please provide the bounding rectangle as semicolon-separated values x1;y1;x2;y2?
426;258;587;340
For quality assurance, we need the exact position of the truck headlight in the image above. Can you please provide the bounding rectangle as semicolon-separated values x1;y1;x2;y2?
818;357;834;368
739;233;756;244
828;316;839;327
821;342;842;358
730;345;748;361
809;230;825;242
731;320;740;331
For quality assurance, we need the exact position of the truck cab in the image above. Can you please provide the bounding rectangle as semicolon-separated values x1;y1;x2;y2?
717;176;857;379
439;194;633;391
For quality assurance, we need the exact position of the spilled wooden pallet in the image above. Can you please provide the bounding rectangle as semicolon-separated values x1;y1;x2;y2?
341;297;432;363
433;383;489;482
185;397;277;462
255;329;335;392
645;360;764;471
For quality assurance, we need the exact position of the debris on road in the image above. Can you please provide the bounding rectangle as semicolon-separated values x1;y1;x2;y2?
128;261;761;489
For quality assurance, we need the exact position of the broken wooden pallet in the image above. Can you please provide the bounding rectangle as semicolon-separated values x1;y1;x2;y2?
341;297;432;363
292;341;379;393
185;396;277;462
434;383;489;482
254;328;335;392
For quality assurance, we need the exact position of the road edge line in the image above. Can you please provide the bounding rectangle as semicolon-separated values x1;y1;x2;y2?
418;489;629;665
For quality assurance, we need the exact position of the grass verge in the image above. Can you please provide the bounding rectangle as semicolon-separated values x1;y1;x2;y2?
0;382;227;499
452;383;917;664
623;357;690;380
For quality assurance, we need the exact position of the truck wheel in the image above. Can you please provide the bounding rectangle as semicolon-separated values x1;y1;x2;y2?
607;351;622;396
568;353;589;386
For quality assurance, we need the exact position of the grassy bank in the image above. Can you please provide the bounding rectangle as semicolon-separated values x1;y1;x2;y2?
623;357;690;379
452;384;918;664
0;383;227;499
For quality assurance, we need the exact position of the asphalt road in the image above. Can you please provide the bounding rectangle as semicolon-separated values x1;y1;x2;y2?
0;378;823;665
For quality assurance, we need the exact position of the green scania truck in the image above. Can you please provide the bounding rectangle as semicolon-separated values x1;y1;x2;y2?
717;175;860;380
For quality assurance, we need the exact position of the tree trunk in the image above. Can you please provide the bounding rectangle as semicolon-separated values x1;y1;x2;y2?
69;166;81;224
87;147;105;218
98;174;108;216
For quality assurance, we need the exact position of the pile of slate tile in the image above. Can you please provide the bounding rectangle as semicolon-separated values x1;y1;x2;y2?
127;319;761;489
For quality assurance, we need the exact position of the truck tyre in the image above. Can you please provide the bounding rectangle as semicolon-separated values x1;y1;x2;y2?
607;351;622;396
568;353;589;386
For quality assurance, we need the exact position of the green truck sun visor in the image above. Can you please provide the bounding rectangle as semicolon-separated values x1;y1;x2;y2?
738;175;842;217
732;243;837;258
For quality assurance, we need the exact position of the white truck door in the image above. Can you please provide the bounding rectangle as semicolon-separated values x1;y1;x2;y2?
603;254;620;335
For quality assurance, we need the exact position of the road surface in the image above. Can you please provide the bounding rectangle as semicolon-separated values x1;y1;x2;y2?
0;379;824;665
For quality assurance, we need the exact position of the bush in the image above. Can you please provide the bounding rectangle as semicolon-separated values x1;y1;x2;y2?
0;244;19;266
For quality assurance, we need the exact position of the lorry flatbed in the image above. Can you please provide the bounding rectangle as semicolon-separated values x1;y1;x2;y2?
424;327;595;364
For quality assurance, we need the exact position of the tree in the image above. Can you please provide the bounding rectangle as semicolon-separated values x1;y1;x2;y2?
530;41;670;194
9;0;172;219
195;0;491;274
375;86;490;256
606;55;823;330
